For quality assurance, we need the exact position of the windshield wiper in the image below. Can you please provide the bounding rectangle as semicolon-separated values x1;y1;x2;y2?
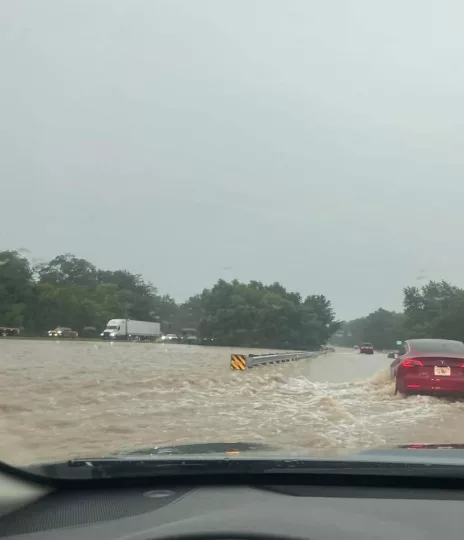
27;457;272;479
27;457;464;480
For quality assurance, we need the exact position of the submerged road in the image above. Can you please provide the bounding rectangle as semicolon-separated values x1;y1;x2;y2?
305;347;393;383
0;341;463;465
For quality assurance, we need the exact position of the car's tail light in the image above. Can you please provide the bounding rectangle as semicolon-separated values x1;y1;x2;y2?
402;359;424;368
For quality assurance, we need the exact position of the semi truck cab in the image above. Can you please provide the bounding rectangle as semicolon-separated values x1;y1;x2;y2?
101;319;126;339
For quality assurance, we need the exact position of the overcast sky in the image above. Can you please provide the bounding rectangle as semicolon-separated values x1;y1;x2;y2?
1;0;464;319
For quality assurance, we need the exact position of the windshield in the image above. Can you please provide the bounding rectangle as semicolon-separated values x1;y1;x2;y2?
2;1;464;474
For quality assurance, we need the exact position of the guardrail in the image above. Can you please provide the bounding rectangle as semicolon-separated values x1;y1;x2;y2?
230;348;333;371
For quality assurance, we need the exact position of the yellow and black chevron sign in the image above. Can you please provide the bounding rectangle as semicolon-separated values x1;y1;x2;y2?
230;354;247;370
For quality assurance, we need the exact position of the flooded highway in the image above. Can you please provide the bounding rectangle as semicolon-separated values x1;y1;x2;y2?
1;340;464;466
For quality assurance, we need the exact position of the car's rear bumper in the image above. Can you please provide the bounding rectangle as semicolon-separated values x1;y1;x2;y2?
398;375;464;394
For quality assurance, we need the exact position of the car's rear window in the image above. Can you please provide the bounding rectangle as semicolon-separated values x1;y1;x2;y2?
410;340;464;354
362;343;373;347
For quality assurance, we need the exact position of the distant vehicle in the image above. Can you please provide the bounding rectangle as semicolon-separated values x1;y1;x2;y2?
353;345;359;350
101;319;161;341
0;327;20;337
360;342;374;354
391;338;464;395
81;326;98;338
179;328;198;344
48;327;78;338
161;333;178;342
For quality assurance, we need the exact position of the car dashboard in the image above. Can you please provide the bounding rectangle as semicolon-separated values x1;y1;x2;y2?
1;479;464;540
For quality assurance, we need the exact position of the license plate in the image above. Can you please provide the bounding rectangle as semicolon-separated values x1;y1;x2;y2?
434;366;451;376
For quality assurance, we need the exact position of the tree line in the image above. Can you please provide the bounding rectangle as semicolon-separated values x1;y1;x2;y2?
0;250;339;349
331;280;464;350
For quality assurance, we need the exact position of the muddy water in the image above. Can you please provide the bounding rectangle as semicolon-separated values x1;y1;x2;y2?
1;340;464;466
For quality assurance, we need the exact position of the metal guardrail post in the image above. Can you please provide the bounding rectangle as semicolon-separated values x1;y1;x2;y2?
230;354;247;370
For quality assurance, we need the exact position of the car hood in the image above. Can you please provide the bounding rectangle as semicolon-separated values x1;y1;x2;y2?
348;444;464;464
23;442;464;479
101;441;306;459
22;441;464;478
76;441;464;464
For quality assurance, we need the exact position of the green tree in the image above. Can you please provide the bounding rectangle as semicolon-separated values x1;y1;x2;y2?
0;250;34;328
97;269;159;321
175;294;204;332
36;253;98;288
404;280;464;341
197;279;338;350
332;309;405;349
0;249;340;347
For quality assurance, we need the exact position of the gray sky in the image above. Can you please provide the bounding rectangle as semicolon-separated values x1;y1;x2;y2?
1;0;464;320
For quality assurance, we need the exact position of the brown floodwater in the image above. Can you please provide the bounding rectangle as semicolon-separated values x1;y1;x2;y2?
1;340;463;466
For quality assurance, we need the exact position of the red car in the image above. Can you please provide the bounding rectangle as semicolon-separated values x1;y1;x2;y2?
390;338;464;395
360;342;374;354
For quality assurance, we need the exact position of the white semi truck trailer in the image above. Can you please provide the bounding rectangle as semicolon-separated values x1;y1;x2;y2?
101;319;161;341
